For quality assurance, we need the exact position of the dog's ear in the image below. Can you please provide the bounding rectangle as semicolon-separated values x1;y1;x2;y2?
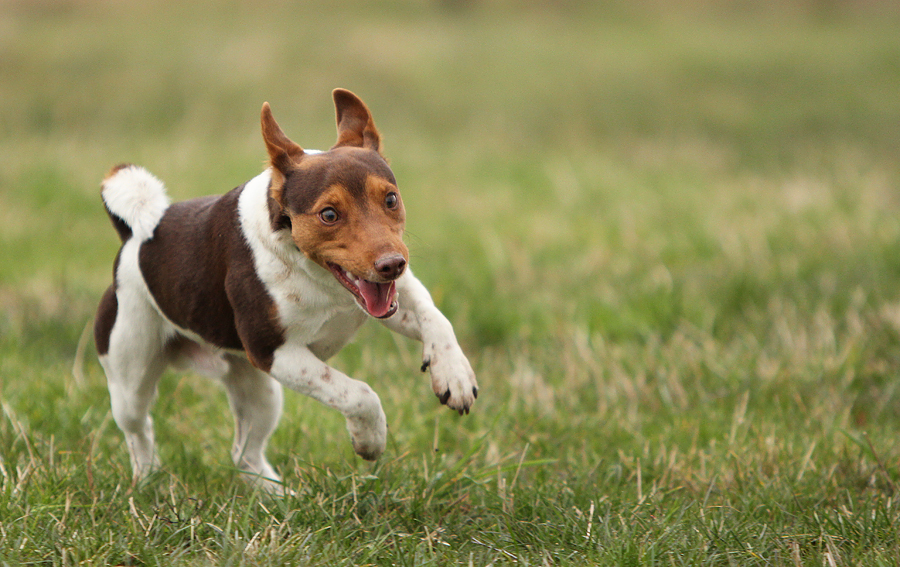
261;102;304;176
332;89;382;154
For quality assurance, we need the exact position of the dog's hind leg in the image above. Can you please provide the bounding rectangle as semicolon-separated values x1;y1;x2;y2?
98;292;169;479
220;355;285;494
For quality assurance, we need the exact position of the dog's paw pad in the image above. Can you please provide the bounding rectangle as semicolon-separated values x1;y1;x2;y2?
437;390;451;405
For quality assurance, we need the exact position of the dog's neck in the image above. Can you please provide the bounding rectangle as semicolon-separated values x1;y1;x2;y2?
238;168;349;298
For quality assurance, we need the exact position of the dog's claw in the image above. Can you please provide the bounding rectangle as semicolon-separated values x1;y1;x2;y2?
425;342;476;414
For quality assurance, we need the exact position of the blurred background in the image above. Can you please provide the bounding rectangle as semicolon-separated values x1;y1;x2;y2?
3;0;899;311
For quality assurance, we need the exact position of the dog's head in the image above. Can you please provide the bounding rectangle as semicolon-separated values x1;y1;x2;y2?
261;89;408;319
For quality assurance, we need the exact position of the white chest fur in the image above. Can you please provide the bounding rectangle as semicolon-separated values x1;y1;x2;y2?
237;169;367;358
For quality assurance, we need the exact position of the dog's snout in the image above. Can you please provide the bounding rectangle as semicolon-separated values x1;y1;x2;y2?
374;254;407;280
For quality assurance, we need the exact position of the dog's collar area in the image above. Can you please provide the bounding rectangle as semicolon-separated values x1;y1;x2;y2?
326;262;398;318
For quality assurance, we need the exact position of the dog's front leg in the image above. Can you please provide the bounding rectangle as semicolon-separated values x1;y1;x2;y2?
268;344;387;460
380;271;479;414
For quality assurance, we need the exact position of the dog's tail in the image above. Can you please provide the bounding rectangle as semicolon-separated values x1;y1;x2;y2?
101;164;170;242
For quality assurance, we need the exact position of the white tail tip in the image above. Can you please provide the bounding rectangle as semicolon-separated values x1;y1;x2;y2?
101;164;170;241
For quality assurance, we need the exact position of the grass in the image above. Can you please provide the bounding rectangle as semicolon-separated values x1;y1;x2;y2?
2;0;900;564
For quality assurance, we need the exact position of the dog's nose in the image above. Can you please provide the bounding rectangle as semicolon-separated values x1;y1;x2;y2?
374;254;407;280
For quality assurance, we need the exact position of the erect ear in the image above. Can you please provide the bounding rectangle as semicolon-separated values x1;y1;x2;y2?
331;89;382;154
261;102;304;177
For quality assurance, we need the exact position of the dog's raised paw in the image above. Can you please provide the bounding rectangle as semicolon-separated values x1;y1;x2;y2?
345;401;387;461
353;442;383;461
350;430;386;461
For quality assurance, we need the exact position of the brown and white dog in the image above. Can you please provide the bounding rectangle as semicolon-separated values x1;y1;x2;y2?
94;89;478;492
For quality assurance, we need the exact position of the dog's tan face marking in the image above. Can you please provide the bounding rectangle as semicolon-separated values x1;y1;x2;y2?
261;91;408;318
283;152;408;318
289;169;408;274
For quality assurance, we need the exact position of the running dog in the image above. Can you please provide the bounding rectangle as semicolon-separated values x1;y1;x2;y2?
95;89;478;492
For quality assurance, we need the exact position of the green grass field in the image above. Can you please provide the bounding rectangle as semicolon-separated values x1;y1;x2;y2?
3;0;900;564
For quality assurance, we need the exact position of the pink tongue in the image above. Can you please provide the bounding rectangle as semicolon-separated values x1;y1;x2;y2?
357;280;396;317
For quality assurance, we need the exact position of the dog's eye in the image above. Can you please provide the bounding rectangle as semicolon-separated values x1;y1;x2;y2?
319;207;339;224
385;192;399;210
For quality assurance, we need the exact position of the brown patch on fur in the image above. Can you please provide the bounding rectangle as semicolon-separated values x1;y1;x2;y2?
138;185;285;372
278;148;395;215
246;351;266;373
94;284;118;355
95;244;127;355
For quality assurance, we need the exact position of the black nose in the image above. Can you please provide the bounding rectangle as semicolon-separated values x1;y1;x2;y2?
374;254;407;279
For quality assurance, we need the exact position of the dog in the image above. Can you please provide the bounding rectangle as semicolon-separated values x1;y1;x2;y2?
94;89;478;492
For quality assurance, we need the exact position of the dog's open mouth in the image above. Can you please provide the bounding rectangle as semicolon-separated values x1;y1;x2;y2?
327;263;398;318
